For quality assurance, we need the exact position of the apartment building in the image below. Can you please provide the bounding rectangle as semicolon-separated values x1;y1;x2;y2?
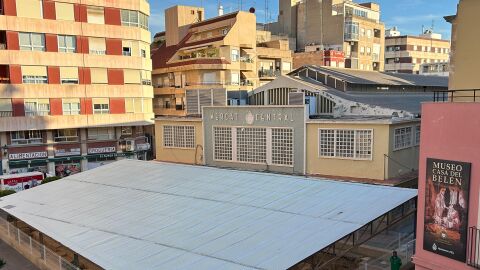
270;0;385;71
151;6;293;117
0;0;154;176
413;0;480;269
154;65;450;185
385;30;451;74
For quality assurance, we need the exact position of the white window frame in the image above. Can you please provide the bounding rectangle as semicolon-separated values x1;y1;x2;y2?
62;100;81;115
54;129;79;142
19;32;45;51
58;35;76;53
394;126;413;151
212;126;294;167
162;125;195;149
231;49;239;62
93;100;110;114
25;99;50;116
22;75;48;84
11;130;43;145
318;128;373;160
88;128;115;141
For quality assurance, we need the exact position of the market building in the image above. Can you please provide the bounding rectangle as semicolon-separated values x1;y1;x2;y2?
155;66;448;185
151;6;293;117
0;0;154;176
0;160;417;270
413;0;480;269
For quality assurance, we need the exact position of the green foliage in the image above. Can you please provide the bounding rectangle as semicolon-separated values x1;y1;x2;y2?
41;176;62;185
0;190;16;197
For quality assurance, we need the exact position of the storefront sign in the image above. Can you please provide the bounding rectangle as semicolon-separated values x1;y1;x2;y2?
136;143;151;151
209;111;295;124
9;152;48;160
55;148;81;157
423;158;471;262
87;147;116;154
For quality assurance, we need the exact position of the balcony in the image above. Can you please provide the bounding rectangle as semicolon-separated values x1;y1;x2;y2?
433;89;480;102
240;57;254;71
258;70;281;79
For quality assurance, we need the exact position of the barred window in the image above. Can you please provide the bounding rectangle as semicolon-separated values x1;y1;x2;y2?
356;130;373;159
237;128;267;163
213;127;232;161
319;129;335;157
272;128;293;166
415;125;421;146
336;130;355;158
163;125;195;149
319;129;373;160
394;127;413;150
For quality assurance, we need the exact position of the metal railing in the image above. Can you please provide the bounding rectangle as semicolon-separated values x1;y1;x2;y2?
433;89;480;102
258;70;281;78
0;216;80;270
468;226;480;268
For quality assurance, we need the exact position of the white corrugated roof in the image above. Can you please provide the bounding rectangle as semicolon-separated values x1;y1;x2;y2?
0;160;417;270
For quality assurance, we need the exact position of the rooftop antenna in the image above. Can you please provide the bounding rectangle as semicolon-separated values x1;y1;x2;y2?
431;19;435;32
264;0;269;29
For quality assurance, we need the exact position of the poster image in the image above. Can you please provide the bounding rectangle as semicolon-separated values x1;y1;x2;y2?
423;158;471;262
55;163;81;177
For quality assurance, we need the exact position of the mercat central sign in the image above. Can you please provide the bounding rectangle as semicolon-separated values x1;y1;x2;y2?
209;111;296;124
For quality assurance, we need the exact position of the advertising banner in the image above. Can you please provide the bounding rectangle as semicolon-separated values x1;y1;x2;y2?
423;158;471;262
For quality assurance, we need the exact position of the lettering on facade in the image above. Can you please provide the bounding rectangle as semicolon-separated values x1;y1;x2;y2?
87;147;116;154
9;152;48;160
209;111;296;125
55;148;81;157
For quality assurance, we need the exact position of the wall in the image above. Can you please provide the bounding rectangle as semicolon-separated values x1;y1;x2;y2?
413;102;480;269
448;0;480;93
154;119;204;164
203;106;306;174
306;121;390;180
387;122;420;179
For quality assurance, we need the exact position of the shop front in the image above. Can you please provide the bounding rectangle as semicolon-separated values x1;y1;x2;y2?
7;146;49;174
53;144;82;177
87;142;120;170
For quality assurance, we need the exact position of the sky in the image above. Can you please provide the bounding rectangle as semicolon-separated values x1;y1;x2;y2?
149;0;458;40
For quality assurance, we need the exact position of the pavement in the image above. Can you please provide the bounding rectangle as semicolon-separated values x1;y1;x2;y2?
0;238;39;270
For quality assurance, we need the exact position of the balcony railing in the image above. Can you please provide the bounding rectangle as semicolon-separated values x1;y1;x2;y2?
433;89;480;102
468;226;480;268
0;77;10;84
240;57;254;63
258;70;281;78
0;43;6;50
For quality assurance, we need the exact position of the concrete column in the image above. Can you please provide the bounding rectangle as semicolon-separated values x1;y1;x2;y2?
80;159;88;172
47;162;55;176
0;132;8;174
80;129;88;155
46;131;55;175
80;129;88;171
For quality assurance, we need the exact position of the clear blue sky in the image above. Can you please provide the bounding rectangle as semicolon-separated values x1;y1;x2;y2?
150;0;458;40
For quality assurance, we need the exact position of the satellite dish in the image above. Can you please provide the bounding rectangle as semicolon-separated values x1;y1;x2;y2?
249;7;256;13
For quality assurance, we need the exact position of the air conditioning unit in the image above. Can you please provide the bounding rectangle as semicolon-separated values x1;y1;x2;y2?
125;140;135;152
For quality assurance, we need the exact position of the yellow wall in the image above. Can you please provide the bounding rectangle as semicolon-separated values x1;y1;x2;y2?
306;122;390;180
387;123;420;179
154;119;204;165
448;0;480;92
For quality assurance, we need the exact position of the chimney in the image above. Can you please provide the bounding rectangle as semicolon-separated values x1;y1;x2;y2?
219;5;224;16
